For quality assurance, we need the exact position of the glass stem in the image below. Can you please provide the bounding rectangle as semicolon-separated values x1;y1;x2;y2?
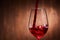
37;38;40;40
37;39;40;40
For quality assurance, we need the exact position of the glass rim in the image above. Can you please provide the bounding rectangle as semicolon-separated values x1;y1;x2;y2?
31;8;45;10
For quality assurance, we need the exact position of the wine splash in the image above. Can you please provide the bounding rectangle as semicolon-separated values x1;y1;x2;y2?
29;25;48;39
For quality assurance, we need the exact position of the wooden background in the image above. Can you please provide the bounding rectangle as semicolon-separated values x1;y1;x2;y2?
0;0;60;40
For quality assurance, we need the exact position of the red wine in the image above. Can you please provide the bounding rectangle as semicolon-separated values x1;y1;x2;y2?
33;0;39;27
29;25;48;39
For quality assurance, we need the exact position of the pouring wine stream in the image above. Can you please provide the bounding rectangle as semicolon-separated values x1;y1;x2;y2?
33;0;40;40
33;0;39;28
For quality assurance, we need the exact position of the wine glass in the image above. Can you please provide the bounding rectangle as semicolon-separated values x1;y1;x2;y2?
28;8;48;40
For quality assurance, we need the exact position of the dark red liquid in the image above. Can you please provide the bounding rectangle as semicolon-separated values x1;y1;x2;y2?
29;25;48;39
33;0;39;28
